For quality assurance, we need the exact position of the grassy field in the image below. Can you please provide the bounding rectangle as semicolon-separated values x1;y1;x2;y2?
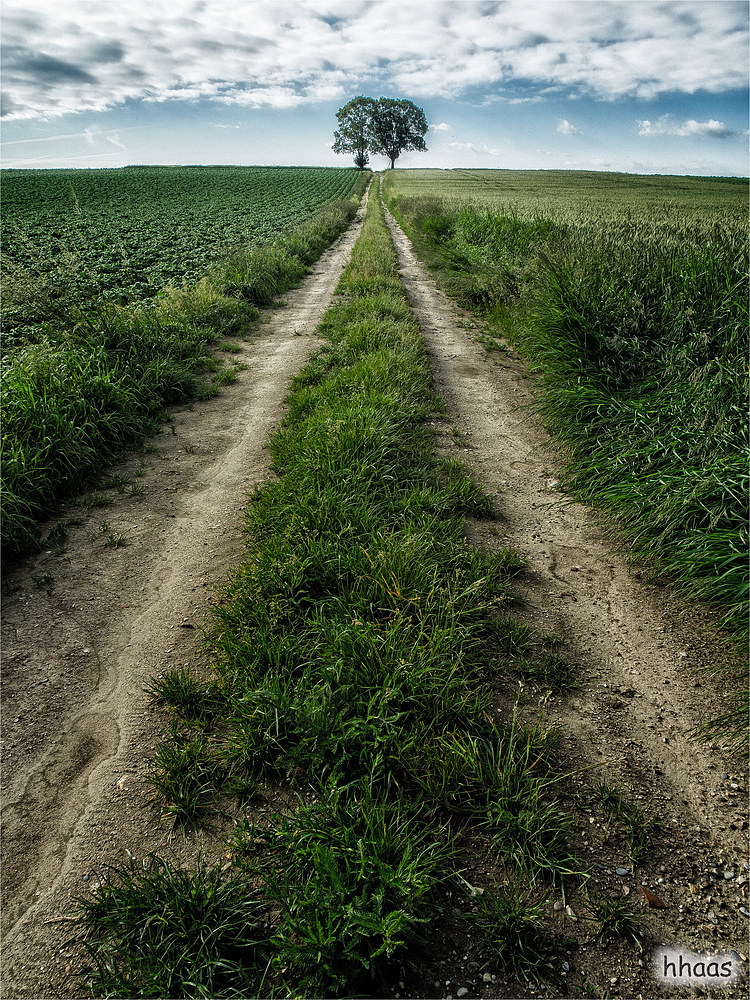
383;168;748;222
383;169;748;745
1;167;368;557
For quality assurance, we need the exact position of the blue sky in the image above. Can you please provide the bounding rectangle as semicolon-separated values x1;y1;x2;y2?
2;0;748;175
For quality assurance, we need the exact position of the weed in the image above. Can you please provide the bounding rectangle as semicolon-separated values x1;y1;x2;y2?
144;726;219;829
87;493;115;509
582;890;643;950
104;533;126;548
469;877;554;982
591;781;660;864
76;854;272;999
258;787;456;997
42;521;71;549
146;666;219;727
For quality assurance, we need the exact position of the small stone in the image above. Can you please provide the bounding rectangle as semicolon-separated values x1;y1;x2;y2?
561;962;571;973
457;990;469;998
616;867;631;876
482;973;492;983
553;900;564;911
723;871;736;880
739;906;750;919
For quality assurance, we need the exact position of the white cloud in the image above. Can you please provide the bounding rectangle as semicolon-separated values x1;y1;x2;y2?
556;118;582;135
1;0;747;120
430;122;452;132
445;140;505;157
638;116;735;138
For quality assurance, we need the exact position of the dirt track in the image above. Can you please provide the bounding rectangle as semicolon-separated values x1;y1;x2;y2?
2;186;747;999
384;204;748;994
1;191;369;998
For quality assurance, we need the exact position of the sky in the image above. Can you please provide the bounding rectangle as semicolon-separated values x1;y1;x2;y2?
1;0;748;175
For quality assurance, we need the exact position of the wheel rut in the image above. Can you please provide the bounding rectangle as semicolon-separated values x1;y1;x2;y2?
0;187;369;999
383;200;747;969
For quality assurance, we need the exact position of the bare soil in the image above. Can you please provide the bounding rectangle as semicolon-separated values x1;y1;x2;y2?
1;193;369;999
2;187;747;1000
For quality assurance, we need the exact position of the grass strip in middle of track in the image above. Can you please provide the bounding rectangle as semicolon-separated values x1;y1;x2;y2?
78;191;582;999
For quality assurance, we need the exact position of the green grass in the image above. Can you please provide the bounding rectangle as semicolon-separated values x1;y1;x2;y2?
76;855;273;999
582;890;644;950
79;185;583;999
469;877;555;982
384;168;748;747
590;781;660;866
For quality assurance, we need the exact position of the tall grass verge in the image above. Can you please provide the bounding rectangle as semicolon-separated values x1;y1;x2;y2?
385;182;748;748
1;189;365;559
78;188;581;999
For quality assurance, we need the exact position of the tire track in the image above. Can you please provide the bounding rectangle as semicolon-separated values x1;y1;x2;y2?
0;184;370;999
383;200;747;890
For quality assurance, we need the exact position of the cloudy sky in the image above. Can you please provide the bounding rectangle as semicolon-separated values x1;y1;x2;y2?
2;0;748;174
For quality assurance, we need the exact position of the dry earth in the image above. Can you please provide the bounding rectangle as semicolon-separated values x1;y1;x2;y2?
1;185;747;1000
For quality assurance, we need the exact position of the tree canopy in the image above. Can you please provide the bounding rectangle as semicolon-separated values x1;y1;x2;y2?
332;96;375;170
333;97;428;169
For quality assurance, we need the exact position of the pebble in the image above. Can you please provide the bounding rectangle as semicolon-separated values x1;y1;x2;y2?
723;871;735;880
482;973;492;983
457;990;468;998
616;867;630;876
739;907;750;919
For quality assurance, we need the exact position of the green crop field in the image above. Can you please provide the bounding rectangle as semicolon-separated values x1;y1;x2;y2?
384;168;748;742
1;166;367;556
382;167;748;223
2;166;362;336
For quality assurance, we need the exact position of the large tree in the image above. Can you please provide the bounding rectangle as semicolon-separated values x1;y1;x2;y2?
333;96;428;169
368;97;428;169
332;96;375;170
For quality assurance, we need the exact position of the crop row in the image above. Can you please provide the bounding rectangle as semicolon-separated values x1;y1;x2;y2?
2;166;362;338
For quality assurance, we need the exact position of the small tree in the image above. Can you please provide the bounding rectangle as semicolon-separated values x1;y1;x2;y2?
368;97;428;169
333;96;375;170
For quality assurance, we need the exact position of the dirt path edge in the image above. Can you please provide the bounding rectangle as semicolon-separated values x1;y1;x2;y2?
1;185;370;1000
